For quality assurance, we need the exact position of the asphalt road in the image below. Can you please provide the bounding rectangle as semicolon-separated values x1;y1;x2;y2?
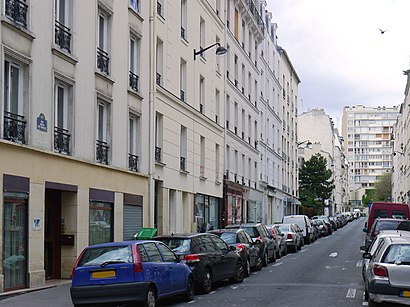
0;218;403;307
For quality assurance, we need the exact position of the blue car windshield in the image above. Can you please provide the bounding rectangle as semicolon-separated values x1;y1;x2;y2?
78;245;132;266
220;233;237;244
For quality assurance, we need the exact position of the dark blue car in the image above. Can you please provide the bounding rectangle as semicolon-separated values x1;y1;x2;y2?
70;240;194;307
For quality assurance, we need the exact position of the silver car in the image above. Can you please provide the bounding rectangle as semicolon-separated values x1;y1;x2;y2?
277;223;302;253
363;235;410;305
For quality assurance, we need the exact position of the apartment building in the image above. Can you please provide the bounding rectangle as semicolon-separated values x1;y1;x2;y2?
342;105;399;201
223;0;265;225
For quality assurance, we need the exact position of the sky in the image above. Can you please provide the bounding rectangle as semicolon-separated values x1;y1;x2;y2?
267;0;410;130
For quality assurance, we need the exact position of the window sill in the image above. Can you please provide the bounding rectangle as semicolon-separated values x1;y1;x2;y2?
180;169;189;175
215;180;222;185
1;17;35;41
52;47;78;65
128;6;144;22
199;175;207;181
95;70;115;84
127;88;143;100
155;161;166;167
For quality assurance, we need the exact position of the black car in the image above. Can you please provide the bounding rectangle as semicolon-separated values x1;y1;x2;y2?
226;223;276;266
155;233;244;294
209;228;262;276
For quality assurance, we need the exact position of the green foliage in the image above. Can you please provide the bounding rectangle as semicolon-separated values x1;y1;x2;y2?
374;172;392;201
362;189;375;207
299;153;335;215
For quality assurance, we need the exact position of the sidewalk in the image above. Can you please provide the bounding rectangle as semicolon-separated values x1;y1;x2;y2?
0;279;71;299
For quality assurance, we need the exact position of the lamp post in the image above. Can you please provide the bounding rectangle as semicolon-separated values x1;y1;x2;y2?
297;140;312;147
194;42;227;60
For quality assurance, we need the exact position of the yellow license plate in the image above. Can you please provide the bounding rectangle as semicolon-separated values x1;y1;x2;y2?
91;270;116;279
401;290;410;298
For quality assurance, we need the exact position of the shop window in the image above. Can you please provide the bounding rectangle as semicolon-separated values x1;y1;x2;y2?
89;202;113;245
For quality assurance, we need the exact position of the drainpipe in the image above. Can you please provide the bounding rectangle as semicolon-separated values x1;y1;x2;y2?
148;1;157;227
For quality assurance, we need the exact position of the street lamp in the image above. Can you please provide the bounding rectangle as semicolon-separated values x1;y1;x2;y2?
297;140;312;147
194;43;227;60
393;151;404;156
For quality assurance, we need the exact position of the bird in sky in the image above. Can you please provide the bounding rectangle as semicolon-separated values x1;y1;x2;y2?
379;28;388;34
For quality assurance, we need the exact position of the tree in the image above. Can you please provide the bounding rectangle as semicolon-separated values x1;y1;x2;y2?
299;153;335;215
374;172;392;201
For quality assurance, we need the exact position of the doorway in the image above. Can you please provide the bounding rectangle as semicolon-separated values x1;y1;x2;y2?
44;189;62;279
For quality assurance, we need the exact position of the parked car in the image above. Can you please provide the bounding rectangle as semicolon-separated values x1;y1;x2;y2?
366;202;410;231
313;215;333;235
226;223;277;266
312;219;327;237
360;230;410;281
266;224;287;257
208;228;262;276
363;235;410;305
282;215;313;244
277;223;302;253
70;240;194;307
363;218;410;251
155;233;244;294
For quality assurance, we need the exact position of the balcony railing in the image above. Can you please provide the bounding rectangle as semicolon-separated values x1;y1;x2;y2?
54;127;70;155
157;1;163;16
155;146;162;162
181;27;186;39
55;21;71;53
129;71;139;92
180;156;186;171
3;111;26;144
156;72;161;85
226;120;229;129
128;153;139;172
5;0;28;28
200;165;205;177
97;48;110;75
96;140;109;165
180;90;185;102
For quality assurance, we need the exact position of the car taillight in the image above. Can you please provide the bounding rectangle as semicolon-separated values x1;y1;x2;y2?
287;233;293;239
71;249;86;279
132;245;143;273
236;244;245;253
270;230;277;240
373;264;388;277
184;254;200;263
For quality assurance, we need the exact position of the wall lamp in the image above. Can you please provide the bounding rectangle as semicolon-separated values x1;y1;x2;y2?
194;43;227;60
393;151;404;156
297;140;312;147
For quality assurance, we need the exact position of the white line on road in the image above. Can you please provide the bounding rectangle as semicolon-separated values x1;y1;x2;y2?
362;302;368;306
210;291;216;294
188;301;195;304
346;288;356;298
329;252;338;257
271;262;283;267
356;260;363;267
300;249;307;253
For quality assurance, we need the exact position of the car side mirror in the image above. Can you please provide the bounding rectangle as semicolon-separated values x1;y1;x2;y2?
363;252;371;259
229;245;236;251
362;227;368;233
359;246;366;252
280;233;284;237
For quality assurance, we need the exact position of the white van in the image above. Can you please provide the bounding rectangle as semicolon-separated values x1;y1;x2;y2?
282;215;313;244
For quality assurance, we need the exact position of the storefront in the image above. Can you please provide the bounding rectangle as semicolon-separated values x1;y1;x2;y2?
224;185;245;227
194;194;221;232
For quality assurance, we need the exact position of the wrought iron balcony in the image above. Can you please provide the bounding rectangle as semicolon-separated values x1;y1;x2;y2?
3;111;26;144
54;127;70;155
180;156;186;171
156;72;161;85
128;153;139;172
200;104;204;114
97;48;110;75
181;27;186;39
5;0;28;28
226;120;229;129
157;1;163;16
129;71;139;92
55;21;71;53
180;90;185;102
155;146;162;162
96;140;109;165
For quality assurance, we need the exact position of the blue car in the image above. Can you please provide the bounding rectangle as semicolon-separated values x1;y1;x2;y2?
70;240;194;307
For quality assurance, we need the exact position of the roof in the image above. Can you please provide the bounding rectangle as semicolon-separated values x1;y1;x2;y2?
84;240;158;248
154;233;214;239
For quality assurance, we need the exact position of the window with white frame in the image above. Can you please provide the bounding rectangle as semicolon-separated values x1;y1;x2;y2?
55;0;72;53
157;0;164;17
54;80;72;155
226;45;231;79
3;58;26;144
199;76;205;113
216;0;221;16
129;34;140;92
180;126;187;171
226;94;230;129
96;100;110;164
216;36;221;73
215;143;220;181
156;38;163;85
180;58;186;101
199;17;205;58
129;0;140;12
181;0;187;39
128;113;140;172
200;136;205;177
155;112;163;163
215;89;220;124
97;8;111;75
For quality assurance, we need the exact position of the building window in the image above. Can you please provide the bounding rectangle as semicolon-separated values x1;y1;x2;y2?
97;8;110;75
129;34;140;92
216;0;220;16
199;76;205;113
54;0;72;53
215;143;220;181
129;113;140;172
89;202;113;245
200;136;205;177
54;80;72;155
129;0;140;12
215;89;220;124
3;59;26;144
5;0;28;28
234;8;238;40
180;0;187;39
180;126;187;171
195;195;220;232
96;100;110;165
157;0;163;17
216;36;221;72
199;17;205;59
180;58;186;101
156;38;163;86
155;112;163;163
225;94;230;129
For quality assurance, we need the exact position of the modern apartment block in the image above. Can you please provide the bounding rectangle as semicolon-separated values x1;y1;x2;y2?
0;0;300;292
342;105;399;200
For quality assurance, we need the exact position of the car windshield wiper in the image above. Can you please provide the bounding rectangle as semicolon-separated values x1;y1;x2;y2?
100;260;127;267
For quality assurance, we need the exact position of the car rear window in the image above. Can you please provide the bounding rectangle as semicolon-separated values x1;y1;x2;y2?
374;209;388;218
278;225;289;232
392;210;407;219
242;227;259;238
383;244;410;264
220;232;237;244
375;220;410;232
158;238;191;254
78;245;132;266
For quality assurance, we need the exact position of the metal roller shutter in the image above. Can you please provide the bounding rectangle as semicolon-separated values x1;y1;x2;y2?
123;204;142;240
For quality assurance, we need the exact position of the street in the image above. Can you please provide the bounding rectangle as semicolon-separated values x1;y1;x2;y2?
0;218;403;307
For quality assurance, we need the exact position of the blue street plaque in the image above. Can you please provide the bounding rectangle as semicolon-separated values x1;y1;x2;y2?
37;113;47;132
